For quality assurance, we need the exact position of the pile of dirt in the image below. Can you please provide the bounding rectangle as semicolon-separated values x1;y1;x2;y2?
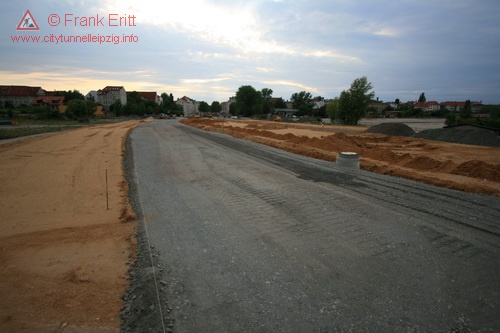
181;118;500;197
365;122;416;137
414;127;500;147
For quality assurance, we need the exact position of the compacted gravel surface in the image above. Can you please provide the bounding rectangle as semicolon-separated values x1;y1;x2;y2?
122;120;500;332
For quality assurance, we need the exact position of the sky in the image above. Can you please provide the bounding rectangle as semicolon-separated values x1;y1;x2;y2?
1;0;500;104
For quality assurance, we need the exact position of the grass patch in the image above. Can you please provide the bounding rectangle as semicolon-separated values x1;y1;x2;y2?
0;126;81;140
0;117;136;141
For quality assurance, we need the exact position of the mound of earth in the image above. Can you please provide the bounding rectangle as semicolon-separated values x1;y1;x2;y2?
414;127;500;147
365;122;416;137
181;118;500;197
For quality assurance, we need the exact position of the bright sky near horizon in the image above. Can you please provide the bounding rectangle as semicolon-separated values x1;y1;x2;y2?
1;0;499;104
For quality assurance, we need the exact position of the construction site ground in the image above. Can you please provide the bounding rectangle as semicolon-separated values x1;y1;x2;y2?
182;118;500;197
0;117;498;332
0;121;144;333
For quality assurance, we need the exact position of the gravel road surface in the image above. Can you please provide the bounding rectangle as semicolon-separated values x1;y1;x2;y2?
122;120;500;332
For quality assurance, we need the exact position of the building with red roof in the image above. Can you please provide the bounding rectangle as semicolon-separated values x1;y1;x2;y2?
127;91;161;105
31;96;65;112
0;85;46;107
96;86;127;112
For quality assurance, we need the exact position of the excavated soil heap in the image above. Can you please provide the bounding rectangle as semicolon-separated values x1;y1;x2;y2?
414;127;500;147
182;118;500;197
365;122;416;137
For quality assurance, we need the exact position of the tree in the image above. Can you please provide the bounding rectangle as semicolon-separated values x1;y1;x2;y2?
229;102;237;116
481;104;500;119
4;101;14;109
64;90;85;101
395;98;400;109
337;76;375;125
210;101;221;113
312;96;326;117
261;88;274;114
291;91;314;116
273;98;287;109
127;91;143;105
198;101;210;113
110;99;123;116
160;92;172;111
33;106;60;120
261;88;273;100
445;112;458;126
418;92;426;103
461;100;472;119
66;99;96;119
235;85;262;117
327;97;340;122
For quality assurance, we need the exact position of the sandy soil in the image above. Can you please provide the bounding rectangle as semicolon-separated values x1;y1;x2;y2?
182;118;500;197
0;121;146;332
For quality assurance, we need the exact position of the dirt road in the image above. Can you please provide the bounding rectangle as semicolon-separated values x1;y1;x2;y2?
124;121;500;332
0;121;144;332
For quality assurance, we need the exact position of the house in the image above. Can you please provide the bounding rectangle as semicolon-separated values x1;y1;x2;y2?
221;101;230;115
31;96;66;113
440;101;483;113
221;97;236;115
414;101;440;113
176;96;199;117
312;98;326;110
369;101;387;113
86;90;98;102
127;91;161;105
96;86;127;112
441;101;465;112
471;102;483;113
0;85;46;107
274;108;299;118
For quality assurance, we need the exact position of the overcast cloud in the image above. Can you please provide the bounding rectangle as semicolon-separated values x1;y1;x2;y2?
1;0;499;103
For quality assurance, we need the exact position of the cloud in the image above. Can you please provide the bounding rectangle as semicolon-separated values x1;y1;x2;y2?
96;0;359;61
180;76;233;84
262;80;317;93
0;67;164;93
256;67;278;73
1;0;499;104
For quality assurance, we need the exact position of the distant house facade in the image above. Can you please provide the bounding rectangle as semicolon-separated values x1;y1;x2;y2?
96;86;127;112
274;108;298;118
221;96;236;116
128;91;161;105
413;101;440;113
31;96;66;113
312;98;326;110
0;85;46;107
441;101;465;112
86;90;98;102
176;96;199;117
369;101;387;113
440;101;483;113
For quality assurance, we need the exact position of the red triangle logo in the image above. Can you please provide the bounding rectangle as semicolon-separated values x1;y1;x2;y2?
16;10;40;31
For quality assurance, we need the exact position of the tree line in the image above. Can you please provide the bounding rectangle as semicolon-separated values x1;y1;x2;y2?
0;90;184;120
233;86;327;119
3;80;499;127
233;76;374;125
110;92;182;117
